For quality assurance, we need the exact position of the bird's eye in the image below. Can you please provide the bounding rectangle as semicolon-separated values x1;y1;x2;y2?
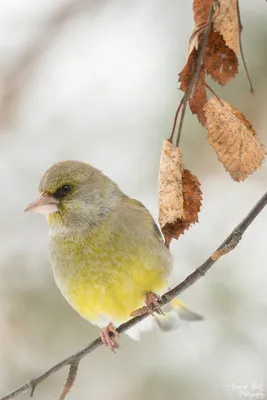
61;185;71;194
55;184;71;198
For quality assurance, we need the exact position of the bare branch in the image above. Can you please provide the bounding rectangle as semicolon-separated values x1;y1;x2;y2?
1;189;267;400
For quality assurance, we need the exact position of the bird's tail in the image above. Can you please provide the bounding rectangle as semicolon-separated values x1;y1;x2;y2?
154;298;203;331
126;298;203;340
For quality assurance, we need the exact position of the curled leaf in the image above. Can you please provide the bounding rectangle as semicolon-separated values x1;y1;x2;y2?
158;140;184;228
193;0;213;27
178;48;198;92
188;66;207;127
202;26;238;86
187;25;200;58
178;49;207;127
213;0;239;56
161;169;202;245
204;97;266;181
193;1;238;86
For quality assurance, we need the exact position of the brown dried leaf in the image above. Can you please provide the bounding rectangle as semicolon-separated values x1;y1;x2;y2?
178;48;198;92
158;140;184;228
204;97;266;181
213;0;239;56
162;169;202;244
202;26;238;86
230;107;255;135
189;66;208;127
193;0;213;26
187;25;200;58
178;49;207;127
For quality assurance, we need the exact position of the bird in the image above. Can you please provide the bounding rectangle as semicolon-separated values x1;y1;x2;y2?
25;160;202;351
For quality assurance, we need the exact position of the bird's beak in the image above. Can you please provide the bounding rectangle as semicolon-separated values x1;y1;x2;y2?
24;193;59;215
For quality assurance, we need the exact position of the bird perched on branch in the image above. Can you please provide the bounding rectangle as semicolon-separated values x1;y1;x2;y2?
25;160;202;351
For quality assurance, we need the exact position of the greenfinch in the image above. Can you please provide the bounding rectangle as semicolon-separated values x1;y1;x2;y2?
25;161;202;350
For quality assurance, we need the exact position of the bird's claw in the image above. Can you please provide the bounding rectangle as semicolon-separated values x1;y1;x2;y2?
100;322;119;352
130;292;164;317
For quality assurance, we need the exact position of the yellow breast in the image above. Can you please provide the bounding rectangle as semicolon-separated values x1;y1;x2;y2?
66;259;167;325
48;204;172;326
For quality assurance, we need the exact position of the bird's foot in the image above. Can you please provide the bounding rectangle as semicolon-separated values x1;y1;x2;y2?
100;322;120;352
130;292;164;317
145;292;163;314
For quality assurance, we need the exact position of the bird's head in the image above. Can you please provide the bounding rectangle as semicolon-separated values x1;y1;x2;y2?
25;160;120;228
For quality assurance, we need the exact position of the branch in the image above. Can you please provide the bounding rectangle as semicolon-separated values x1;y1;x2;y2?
1;189;267;400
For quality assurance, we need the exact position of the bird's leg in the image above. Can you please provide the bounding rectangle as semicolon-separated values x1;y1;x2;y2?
146;292;163;313
130;292;164;317
100;322;120;352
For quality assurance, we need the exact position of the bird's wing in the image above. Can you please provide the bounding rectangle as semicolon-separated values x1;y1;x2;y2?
126;197;164;243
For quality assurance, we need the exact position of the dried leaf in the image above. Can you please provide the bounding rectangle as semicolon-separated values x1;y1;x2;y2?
178;49;207;127
158;140;184;228
193;0;213;27
204;97;266;181
189;66;207;127
187;25;200;58
178;48;198;92
192;2;238;85
162;169;202;244
213;0;239;56
202;26;238;86
230;107;255;135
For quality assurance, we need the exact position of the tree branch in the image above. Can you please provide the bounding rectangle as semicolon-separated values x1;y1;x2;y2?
1;189;267;400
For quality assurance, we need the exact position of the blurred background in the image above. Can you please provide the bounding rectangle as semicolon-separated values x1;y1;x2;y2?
0;0;267;399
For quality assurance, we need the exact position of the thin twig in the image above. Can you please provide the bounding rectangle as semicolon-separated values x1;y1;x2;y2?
236;0;254;94
173;0;218;146
205;82;222;104
190;1;218;99
169;96;184;143
175;94;188;146
189;9;220;43
1;189;267;400
58;363;79;400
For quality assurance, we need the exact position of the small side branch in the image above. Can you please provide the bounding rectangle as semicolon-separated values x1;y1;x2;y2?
1;189;267;400
58;363;79;400
237;0;254;94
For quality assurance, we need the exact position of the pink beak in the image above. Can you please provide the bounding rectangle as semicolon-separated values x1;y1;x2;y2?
24;193;59;215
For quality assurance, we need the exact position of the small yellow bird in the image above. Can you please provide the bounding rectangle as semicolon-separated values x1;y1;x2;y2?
25;161;202;350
